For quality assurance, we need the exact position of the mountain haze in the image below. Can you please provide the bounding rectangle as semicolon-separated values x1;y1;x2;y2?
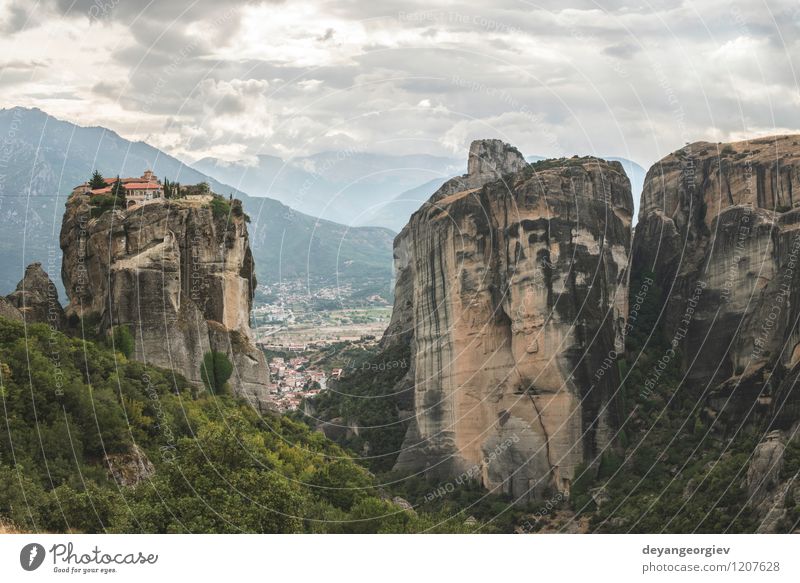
196;153;645;232
193;151;461;227
0;107;394;294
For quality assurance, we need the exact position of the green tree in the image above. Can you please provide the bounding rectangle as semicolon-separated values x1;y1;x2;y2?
111;176;126;199
111;325;135;358
88;170;105;190
200;351;233;394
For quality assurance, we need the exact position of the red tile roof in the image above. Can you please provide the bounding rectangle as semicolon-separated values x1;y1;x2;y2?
103;177;139;184
124;182;161;190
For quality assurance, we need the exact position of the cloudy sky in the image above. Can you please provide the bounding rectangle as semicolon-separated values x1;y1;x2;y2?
0;0;798;167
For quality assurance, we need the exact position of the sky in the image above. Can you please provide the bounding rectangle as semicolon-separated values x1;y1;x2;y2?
0;0;798;168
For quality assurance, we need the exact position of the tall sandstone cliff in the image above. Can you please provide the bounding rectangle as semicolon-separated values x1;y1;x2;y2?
633;135;800;425
384;140;634;501
632;135;800;530
59;194;270;404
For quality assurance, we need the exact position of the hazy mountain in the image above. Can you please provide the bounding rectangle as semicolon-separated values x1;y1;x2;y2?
350;154;646;233
0;107;394;295
195;149;647;233
354;177;452;232
193;151;461;226
606;157;646;218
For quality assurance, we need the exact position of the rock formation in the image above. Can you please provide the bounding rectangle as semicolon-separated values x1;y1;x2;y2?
104;443;155;487
0;298;22;323
383;140;634;501
59;194;270;405
4;262;66;329
632;135;800;428
745;429;798;533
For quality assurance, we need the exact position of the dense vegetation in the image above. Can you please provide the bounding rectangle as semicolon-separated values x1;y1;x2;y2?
0;318;475;533
89;191;125;218
304;342;412;474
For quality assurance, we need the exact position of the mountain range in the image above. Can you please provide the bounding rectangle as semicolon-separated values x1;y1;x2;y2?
192;151;462;228
195;153;646;233
0;107;394;296
0;106;647;297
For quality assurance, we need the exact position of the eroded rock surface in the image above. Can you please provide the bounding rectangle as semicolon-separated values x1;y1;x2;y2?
0;297;22;323
632;135;800;427
104;443;155;487
59;195;270;405
4;262;65;329
745;428;799;533
384;140;633;501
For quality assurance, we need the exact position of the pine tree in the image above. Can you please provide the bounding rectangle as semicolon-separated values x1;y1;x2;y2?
89;170;105;190
111;176;126;199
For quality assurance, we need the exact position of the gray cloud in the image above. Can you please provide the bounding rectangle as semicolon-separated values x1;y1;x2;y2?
603;42;640;59
0;0;798;170
0;1;36;34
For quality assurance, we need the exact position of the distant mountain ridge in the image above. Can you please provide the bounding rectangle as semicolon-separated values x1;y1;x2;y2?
0;107;395;295
193;151;461;227
196;152;646;232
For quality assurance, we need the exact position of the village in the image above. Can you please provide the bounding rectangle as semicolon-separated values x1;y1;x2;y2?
252;280;390;354
265;354;343;412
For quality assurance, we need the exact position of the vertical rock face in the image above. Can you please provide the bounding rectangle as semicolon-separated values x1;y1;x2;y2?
632;135;800;427
59;195;270;404
385;140;633;501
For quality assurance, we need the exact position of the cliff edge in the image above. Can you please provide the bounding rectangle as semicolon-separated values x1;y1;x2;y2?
59;193;270;405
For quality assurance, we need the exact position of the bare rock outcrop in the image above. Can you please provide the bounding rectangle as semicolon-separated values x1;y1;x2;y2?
104;443;155;487
384;140;633;501
4;262;65;329
0;297;22;322
59;195;270;405
745;428;799;532
631;135;800;427
426;139;527;205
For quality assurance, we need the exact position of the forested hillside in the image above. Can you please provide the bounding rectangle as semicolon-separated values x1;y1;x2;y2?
0;317;473;533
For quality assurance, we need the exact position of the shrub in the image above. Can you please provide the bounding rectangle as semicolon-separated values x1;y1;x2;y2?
209;197;231;220
111;325;135;358
89;193;125;218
